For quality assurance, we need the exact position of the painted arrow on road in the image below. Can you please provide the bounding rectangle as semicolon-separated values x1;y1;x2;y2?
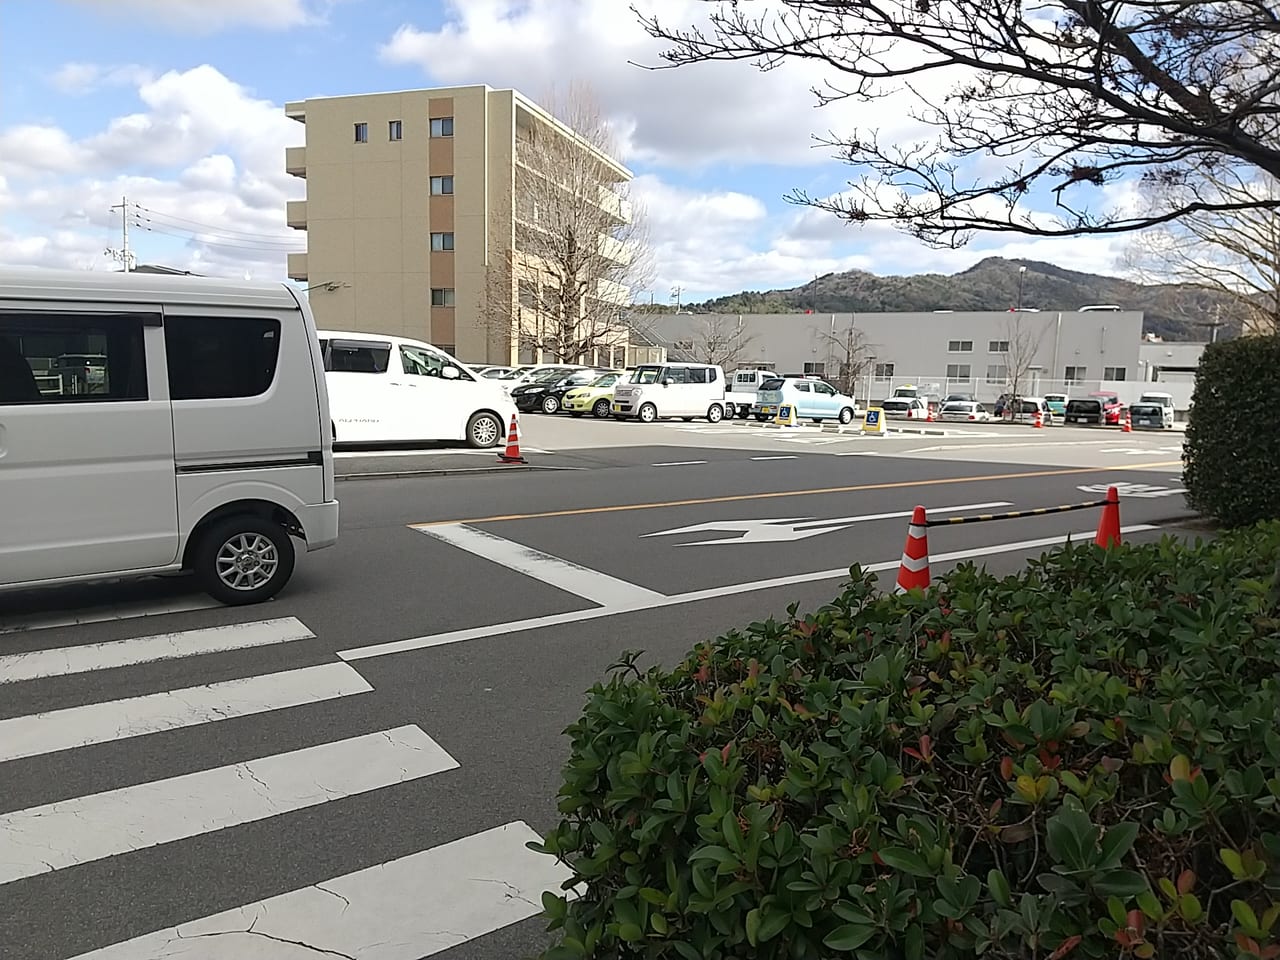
641;501;1014;546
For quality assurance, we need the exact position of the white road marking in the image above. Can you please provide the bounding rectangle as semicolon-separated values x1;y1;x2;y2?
750;455;799;461
642;501;1014;546
0;618;315;685
0;724;457;886
1078;481;1186;498
905;439;1139;453
338;525;1157;661
0;663;372;763
652;460;708;466
414;523;663;608
0;596;221;636
67;821;573;960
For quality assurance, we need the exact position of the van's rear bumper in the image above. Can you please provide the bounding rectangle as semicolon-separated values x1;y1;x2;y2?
298;500;340;551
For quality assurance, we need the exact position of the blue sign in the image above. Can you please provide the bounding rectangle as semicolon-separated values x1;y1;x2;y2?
865;409;880;426
778;404;794;421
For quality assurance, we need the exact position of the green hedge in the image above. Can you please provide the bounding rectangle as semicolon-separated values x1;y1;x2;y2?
535;527;1280;959
1184;334;1280;527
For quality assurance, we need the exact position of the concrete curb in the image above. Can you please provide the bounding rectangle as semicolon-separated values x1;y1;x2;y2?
337;464;549;481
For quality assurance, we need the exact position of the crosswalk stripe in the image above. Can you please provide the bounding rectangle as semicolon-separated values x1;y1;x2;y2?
0;618;314;684
67;821;574;960
0;725;458;886
0;663;373;763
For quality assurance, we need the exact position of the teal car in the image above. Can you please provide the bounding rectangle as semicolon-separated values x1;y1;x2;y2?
1044;393;1068;417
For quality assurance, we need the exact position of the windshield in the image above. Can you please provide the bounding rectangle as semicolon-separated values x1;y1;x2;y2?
759;378;785;391
1131;404;1162;415
530;367;570;383
629;365;663;384
882;400;909;409
1066;399;1101;411
497;367;532;380
942;403;973;412
1044;394;1066;402
591;373;620;387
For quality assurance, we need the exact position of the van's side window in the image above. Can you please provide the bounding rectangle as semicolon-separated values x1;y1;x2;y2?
324;341;390;374
165;316;280;401
0;312;148;405
399;344;469;380
663;367;689;384
707;367;718;382
688;367;709;384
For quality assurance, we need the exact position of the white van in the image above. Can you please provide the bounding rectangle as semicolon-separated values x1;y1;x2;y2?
1137;391;1176;428
611;362;728;422
318;331;516;447
726;368;777;418
0;267;339;605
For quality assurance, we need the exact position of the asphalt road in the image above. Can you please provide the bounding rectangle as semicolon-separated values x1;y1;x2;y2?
0;450;1195;960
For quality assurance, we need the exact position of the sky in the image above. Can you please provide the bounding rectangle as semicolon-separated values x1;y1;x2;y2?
0;0;1140;301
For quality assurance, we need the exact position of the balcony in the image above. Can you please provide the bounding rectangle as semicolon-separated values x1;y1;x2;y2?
598;235;631;266
286;252;308;281
286;200;307;230
597;186;631;224
284;100;306;124
285;146;306;178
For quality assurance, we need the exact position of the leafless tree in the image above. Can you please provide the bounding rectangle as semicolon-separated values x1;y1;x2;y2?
1123;169;1280;335
484;83;653;364
1000;312;1052;401
819;321;874;396
686;315;756;367
634;2;1280;247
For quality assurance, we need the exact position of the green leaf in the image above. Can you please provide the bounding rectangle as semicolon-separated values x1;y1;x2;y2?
1092;870;1149;898
878;847;931;877
1220;847;1246;878
1232;899;1260;931
758;907;792;942
988;868;1013;908
1099;821;1139;867
745;908;761;947
617;922;644;942
688;846;739;868
823;923;877;951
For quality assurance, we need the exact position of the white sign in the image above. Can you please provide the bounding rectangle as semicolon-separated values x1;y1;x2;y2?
1077;481;1186;499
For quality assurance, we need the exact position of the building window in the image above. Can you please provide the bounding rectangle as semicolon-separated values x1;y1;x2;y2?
518;280;538;308
166;316;281;400
803;361;826;375
430;117;454;138
946;363;972;379
1064;365;1087;383
430;232;454;252
430;175;454;196
989;339;1011;353
430;288;456;308
873;362;895;379
986;364;1008;383
0;311;148;404
947;339;973;353
389;120;402;141
354;122;368;143
1103;366;1127;381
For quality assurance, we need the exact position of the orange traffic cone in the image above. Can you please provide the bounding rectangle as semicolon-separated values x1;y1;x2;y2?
1121;408;1132;433
894;506;931;593
1033;409;1044;429
926;405;935;423
497;413;527;464
1094;485;1121;547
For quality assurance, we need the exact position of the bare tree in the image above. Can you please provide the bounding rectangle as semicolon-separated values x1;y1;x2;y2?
1000;312;1052;401
484;83;653;364
634;2;1280;246
1123;169;1280;335
686;315;756;367
819;321;874;396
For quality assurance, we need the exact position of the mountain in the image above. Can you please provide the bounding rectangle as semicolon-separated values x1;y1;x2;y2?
684;257;1245;341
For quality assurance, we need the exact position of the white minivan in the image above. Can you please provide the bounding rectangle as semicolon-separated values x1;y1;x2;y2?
0;267;339;605
318;331;516;447
611;362;728;422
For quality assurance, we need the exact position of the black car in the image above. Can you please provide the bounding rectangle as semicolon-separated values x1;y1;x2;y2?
1064;398;1104;424
511;368;610;414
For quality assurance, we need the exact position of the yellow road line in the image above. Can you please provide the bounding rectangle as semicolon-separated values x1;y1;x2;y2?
409;461;1182;528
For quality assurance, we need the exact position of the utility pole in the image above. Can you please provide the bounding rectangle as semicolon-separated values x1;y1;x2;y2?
670;285;682;313
106;196;135;271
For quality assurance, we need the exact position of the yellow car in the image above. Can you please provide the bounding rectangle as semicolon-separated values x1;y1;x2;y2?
562;371;625;418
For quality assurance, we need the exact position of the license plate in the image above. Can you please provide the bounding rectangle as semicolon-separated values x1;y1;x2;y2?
761;406;775;414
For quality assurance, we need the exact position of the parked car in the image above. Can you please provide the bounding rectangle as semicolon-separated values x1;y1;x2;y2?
1003;396;1055;424
1;267;340;606
1089;391;1125;425
611;363;728;422
1128;402;1169;429
476;365;515;379
510;367;608;414
1043;393;1069;417
943;392;975;403
726;368;778;419
938;400;992;422
1138;391;1176;428
1064;398;1104;424
879;397;930;420
752;377;860;424
562;371;626;418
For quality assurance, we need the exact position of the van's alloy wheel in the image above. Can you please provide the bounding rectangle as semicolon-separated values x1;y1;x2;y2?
195;516;296;606
467;412;502;448
639;403;657;423
706;404;723;423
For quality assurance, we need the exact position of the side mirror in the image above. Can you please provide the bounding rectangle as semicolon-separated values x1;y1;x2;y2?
662;378;674;387
442;366;461;380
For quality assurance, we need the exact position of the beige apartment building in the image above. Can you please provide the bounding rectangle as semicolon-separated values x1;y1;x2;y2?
284;84;638;365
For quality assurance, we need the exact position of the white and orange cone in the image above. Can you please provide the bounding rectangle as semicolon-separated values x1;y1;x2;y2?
894;506;931;593
497;413;527;464
1121;407;1132;433
1095;485;1121;547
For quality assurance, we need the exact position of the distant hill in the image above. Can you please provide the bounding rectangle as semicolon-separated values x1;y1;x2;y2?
681;257;1244;341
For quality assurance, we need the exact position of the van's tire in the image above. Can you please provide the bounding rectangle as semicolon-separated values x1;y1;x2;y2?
639;403;658;423
707;404;724;423
839;407;855;424
541;395;560;414
466;412;503;448
194;515;296;606
592;399;611;418
755;413;768;422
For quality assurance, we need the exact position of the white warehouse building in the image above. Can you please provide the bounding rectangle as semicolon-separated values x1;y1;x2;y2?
641;310;1200;411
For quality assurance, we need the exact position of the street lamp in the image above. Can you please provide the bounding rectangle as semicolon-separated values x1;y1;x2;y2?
1016;265;1027;312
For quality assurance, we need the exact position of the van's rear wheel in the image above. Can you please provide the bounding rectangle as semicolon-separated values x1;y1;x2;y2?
706;404;724;423
466;412;502;448
195;515;296;606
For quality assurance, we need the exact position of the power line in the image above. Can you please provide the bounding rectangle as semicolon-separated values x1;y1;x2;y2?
134;204;301;245
135;221;303;254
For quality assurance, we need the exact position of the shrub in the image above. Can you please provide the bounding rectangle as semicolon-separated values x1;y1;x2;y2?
536;527;1280;959
1184;334;1280;527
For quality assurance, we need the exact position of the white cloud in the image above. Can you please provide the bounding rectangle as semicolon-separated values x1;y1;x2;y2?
378;0;951;170
57;0;327;32
49;63;154;95
0;65;303;278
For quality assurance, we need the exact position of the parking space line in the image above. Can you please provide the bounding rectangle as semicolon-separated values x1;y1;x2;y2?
652;460;708;466
0;596;221;635
408;462;1182;527
338;525;1159;661
751;455;799;461
415;524;664;608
